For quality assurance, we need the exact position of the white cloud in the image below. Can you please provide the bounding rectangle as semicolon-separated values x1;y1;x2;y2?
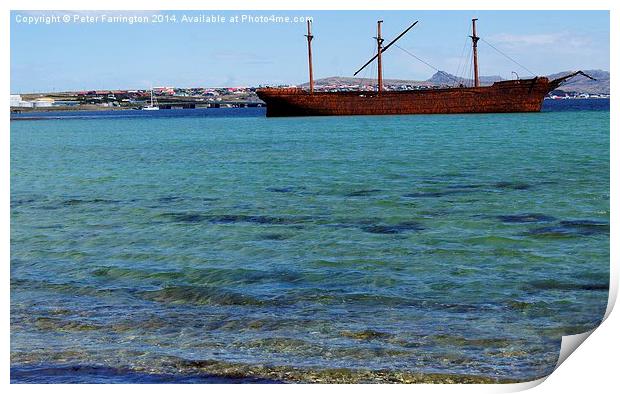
487;32;591;49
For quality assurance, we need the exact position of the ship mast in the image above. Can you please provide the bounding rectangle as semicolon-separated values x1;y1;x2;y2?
376;20;384;93
353;20;418;90
470;18;480;88
305;20;314;94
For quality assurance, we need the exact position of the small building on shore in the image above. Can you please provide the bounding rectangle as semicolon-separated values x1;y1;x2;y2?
32;97;55;108
10;94;34;108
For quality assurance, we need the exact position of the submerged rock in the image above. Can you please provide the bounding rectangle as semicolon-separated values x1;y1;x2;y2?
526;219;609;237
559;220;610;234
344;189;382;197
494;182;531;190
160;213;208;223
61;198;120;206
446;184;484;189
341;329;393;341
497;213;556;223
157;196;184;203
139;286;267;306
403;190;462;198
266;187;296;193
524;279;609;292
257;233;291;241
34;317;101;332
361;221;424;234
160;212;312;225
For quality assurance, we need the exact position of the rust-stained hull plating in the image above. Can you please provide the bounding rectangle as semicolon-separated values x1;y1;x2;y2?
256;77;561;117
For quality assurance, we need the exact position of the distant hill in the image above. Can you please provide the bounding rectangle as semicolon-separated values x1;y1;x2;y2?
302;69;609;94
425;71;504;86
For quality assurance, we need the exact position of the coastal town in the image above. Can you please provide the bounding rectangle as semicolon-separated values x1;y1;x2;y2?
9;86;266;112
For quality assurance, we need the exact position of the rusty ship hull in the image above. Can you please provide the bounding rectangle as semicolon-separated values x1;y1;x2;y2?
256;77;561;117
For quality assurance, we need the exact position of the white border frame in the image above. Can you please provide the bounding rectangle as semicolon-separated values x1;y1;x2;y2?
3;1;616;392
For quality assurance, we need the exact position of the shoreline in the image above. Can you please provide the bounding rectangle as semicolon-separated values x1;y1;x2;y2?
9;97;610;121
10;106;263;121
11;96;609;113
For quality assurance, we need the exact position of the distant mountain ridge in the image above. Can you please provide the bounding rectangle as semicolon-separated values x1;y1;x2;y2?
425;71;504;85
302;69;609;94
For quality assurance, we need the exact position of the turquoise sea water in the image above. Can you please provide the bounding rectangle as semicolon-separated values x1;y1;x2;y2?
11;102;609;383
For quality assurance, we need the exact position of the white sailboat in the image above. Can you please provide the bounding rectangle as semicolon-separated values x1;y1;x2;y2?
142;88;160;111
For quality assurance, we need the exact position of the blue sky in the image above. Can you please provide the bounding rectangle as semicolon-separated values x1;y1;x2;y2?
10;10;609;92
